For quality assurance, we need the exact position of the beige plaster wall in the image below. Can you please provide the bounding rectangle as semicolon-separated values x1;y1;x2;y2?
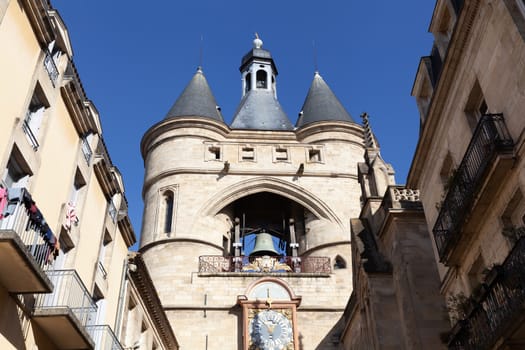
0;1;40;161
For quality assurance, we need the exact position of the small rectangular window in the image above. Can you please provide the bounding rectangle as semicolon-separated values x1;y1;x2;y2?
208;146;221;160
275;147;288;161
308;149;321;162
241;146;255;161
23;84;49;150
2;145;32;188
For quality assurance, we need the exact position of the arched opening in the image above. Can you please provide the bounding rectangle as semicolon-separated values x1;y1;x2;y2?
220;192;307;256
256;70;267;89
245;73;252;93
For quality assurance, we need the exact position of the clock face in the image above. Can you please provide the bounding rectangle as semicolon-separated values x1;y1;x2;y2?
249;309;293;350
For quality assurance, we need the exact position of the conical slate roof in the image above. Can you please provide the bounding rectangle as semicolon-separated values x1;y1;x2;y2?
296;72;354;127
165;67;224;122
230;90;293;131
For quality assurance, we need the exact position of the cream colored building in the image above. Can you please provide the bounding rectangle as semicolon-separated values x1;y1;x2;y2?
0;1;176;349
409;0;525;348
139;37;365;349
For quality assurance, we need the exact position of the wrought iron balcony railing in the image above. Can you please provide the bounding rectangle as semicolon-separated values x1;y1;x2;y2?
43;50;59;86
87;325;123;350
0;190;57;269
448;236;525;349
108;200;118;223
22;116;40;150
199;255;331;274
81;136;93;165
433;114;513;261
34;269;97;327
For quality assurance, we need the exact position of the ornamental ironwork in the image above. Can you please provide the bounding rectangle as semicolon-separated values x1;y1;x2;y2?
433;114;514;261
448;236;525;349
199;255;331;274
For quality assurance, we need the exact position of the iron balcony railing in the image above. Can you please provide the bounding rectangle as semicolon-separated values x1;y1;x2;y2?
34;269;97;327
449;236;525;349
0;191;56;269
433;114;513;261
22;115;40;150
108;200;118;223
97;261;108;280
199;255;331;274
81;137;93;165
43;50;59;86
86;325;123;350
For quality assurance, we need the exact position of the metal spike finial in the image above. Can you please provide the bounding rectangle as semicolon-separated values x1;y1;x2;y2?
312;40;319;74
198;34;204;70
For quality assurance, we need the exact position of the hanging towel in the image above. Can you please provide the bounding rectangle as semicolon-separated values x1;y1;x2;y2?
65;202;78;229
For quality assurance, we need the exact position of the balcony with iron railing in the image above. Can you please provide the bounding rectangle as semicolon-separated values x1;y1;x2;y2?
94;260;109;298
199;255;331;274
81;136;93;165
0;188;55;293
432;114;514;263
22;113;40;150
448;235;525;349
108;200;118;223
33;269;97;349
43;50;59;87
86;324;123;350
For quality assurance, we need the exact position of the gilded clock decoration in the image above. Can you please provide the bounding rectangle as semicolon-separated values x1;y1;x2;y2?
249;309;293;350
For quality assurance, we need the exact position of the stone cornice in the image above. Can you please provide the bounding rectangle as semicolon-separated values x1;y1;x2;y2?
407;0;481;188
139;237;223;254
295;120;364;141
21;0;54;47
129;254;179;349
117;215;136;248
142;168;357;197
141;117;231;159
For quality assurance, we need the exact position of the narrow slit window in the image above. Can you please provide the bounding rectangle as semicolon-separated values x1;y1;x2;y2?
164;191;174;234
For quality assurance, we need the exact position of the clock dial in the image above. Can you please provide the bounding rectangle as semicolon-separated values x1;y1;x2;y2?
249;309;293;350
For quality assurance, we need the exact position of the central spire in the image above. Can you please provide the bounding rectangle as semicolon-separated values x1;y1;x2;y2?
230;35;293;131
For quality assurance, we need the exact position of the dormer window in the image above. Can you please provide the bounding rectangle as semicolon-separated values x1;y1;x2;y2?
256;70;267;89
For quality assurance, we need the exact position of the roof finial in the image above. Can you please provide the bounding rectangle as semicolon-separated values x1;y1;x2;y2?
253;32;263;49
312;40;319;74
198;34;204;72
361;112;376;148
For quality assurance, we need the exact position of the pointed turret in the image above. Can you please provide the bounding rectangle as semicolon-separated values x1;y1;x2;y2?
296;72;354;128
165;67;224;122
230;35;293;130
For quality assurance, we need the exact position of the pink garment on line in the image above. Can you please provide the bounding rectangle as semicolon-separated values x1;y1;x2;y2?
0;187;7;219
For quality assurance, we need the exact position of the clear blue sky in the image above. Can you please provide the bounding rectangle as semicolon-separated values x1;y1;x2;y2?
52;1;436;249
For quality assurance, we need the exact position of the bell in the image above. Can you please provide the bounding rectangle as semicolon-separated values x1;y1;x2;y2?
250;231;280;256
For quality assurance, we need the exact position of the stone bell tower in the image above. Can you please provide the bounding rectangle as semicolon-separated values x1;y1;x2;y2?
139;35;367;349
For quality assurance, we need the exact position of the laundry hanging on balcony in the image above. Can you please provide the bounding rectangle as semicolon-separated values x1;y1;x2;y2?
64;202;78;230
0;187;7;219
